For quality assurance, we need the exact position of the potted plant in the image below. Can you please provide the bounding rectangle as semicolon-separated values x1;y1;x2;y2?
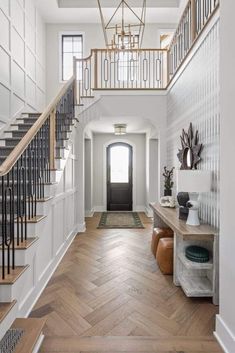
163;166;175;196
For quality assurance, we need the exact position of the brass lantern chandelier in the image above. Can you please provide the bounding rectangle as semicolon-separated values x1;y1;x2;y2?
97;0;147;50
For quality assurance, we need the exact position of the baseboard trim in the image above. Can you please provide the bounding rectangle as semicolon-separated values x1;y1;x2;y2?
94;206;106;212
32;333;45;353
215;314;235;353
145;206;153;218
76;222;86;233
85;209;95;217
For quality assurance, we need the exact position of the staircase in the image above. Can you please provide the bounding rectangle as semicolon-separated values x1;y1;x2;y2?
0;76;79;352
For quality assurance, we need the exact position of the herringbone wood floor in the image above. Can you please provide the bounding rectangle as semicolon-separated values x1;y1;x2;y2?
30;213;223;353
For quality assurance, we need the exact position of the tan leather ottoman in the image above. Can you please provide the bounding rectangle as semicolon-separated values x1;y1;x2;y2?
151;227;173;258
156;237;174;275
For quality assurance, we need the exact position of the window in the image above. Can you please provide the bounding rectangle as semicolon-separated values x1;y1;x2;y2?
110;145;129;183
117;35;139;82
61;34;83;81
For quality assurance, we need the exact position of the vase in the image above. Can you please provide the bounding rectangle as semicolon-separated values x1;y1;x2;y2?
164;189;172;196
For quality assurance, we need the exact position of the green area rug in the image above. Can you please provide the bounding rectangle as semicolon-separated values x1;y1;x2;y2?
98;212;144;229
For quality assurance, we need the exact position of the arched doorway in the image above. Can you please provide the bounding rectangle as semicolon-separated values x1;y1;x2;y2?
107;142;133;211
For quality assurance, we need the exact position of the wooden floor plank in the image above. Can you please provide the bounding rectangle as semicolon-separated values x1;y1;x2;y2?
27;212;223;353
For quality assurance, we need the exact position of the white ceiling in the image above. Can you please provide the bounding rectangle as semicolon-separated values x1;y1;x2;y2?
86;116;157;135
57;0;180;8
35;0;184;24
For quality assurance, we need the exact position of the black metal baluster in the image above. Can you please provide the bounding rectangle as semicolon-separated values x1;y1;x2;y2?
2;175;5;279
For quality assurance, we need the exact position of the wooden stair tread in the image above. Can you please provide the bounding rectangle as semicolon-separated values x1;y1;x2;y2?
0;237;38;250
0;266;29;284
41;336;222;352
0;300;17;323
15;215;46;224
14;237;38;250
11;318;46;353
36;196;53;203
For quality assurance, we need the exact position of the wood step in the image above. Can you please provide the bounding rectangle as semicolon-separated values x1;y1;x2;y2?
11;318;46;353
21;113;42;117
40;336;223;353
0;266;29;284
15;215;46;224
0;300;17;323
0;238;38;250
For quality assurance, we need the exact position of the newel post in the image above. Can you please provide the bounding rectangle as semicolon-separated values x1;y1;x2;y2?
73;56;77;105
49;109;56;170
94;50;98;89
191;0;197;44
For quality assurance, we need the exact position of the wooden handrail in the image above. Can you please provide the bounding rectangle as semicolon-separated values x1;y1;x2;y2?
0;75;76;177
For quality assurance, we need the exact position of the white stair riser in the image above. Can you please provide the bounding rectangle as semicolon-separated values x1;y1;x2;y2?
55;159;66;170
0;268;29;302
36;200;52;215
0;242;38;266
50;170;63;183
58;148;70;159
14;217;46;236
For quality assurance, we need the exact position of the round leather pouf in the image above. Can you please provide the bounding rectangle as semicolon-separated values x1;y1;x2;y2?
151;227;173;258
156;237;174;275
185;245;209;263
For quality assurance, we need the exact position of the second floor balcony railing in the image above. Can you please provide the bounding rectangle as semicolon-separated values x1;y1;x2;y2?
73;0;219;101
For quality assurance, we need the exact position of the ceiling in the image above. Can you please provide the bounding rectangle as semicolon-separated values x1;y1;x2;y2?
86;116;157;135
35;0;184;24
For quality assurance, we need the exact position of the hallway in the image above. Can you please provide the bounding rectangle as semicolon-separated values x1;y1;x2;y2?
30;213;222;353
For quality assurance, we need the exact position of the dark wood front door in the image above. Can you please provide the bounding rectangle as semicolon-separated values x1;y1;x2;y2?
107;143;133;211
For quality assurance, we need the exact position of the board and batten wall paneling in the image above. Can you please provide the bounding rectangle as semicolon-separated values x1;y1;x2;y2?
166;20;220;228
0;0;46;133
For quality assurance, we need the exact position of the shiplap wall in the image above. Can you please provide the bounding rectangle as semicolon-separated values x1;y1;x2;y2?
166;20;220;228
0;0;46;132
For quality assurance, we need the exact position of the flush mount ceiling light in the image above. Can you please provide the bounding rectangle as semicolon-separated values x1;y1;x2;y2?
114;124;127;135
97;0;146;50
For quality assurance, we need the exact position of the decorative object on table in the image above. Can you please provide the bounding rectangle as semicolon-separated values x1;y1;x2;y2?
176;170;211;226
185;245;210;263
98;212;144;229
177;123;203;170
163;166;175;196
156;237;174;275
160;196;175;208
151;227;173;258
177;192;189;220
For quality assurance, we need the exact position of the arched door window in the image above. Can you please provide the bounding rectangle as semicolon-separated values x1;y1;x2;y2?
107;143;133;211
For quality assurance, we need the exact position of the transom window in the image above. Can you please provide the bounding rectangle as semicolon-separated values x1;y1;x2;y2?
61;34;83;81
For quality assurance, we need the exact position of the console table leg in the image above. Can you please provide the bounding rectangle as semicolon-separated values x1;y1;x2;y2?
173;232;180;286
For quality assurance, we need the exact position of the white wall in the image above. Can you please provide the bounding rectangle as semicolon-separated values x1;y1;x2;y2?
92;133;146;211
0;0;46;133
85;137;93;216
215;2;235;353
45;22;175;101
78;93;167;201
145;135;159;216
166;18;220;228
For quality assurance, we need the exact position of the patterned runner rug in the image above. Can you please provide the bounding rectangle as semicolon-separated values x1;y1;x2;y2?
98;212;144;229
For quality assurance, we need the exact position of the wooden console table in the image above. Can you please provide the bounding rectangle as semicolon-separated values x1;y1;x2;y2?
150;203;219;305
